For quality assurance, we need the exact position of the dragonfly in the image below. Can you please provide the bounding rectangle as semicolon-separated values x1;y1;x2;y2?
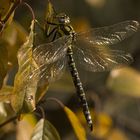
32;1;139;131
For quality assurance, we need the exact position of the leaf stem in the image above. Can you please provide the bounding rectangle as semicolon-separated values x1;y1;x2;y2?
22;2;35;21
0;115;17;128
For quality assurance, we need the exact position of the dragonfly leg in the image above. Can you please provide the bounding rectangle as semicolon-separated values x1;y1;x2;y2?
45;26;57;37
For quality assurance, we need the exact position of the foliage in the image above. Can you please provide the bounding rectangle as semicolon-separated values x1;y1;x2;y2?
0;0;140;140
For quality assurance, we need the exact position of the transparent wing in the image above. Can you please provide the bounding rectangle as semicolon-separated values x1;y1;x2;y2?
73;43;133;72
31;35;71;84
73;20;137;71
34;55;67;85
75;20;139;45
33;35;70;65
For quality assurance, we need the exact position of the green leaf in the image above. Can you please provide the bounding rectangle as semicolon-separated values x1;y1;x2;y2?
107;67;140;97
31;118;61;140
64;106;86;140
11;20;39;113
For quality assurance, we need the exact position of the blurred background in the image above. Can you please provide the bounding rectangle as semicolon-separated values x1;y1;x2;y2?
2;0;140;140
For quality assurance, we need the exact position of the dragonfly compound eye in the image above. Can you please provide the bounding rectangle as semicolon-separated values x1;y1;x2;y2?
58;15;70;24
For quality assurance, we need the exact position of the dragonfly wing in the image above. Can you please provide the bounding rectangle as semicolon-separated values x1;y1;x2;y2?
32;35;71;85
76;20;139;45
73;43;133;72
33;35;70;65
36;55;67;85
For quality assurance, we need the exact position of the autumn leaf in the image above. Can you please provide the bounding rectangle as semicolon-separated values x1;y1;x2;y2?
64;106;86;140
11;20;39;113
45;0;56;23
107;67;140;97
0;86;13;102
93;112;113;138
0;0;15;30
44;0;56;41
2;21;27;66
31;118;61;140
107;129;130;140
0;0;13;20
0;86;15;124
0;42;8;89
17;114;37;140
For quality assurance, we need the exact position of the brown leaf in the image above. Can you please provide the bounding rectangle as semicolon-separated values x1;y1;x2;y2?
0;42;8;88
0;86;13;102
11;20;39;113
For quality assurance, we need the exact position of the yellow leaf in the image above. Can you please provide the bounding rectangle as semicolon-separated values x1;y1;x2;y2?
107;67;140;97
93;112;112;138
11;20;39;113
0;43;8;88
31;118;61;140
35;84;49;103
72;18;91;33
0;0;13;20
1;21;27;66
0;0;15;28
45;0;55;21
44;0;56;40
0;86;13;102
107;129;130;140
17;114;37;140
64;106;86;140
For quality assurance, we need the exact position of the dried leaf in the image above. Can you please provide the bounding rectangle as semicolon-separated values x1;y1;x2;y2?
0;0;13;20
35;84;49;103
45;0;55;22
0;86;13;102
11;20;39;113
31;118;61;140
0;0;15;30
64;106;86;140
1;21;27;66
107;67;140;97
107;129;130;140
93;112;112;138
0;102;7;122
44;0;56;41
0;43;8;88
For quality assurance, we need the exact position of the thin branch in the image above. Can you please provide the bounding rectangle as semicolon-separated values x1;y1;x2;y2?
22;2;35;20
0;115;17;128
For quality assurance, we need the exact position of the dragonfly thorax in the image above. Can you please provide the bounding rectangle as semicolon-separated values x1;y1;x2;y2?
55;13;76;41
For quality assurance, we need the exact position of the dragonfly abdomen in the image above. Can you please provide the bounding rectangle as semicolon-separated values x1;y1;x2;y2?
67;45;93;130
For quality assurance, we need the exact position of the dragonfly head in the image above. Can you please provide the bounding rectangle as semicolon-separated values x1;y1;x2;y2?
56;13;70;24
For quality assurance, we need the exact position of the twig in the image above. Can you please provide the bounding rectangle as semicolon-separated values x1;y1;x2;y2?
0;0;36;34
22;2;35;20
0;115;17;128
